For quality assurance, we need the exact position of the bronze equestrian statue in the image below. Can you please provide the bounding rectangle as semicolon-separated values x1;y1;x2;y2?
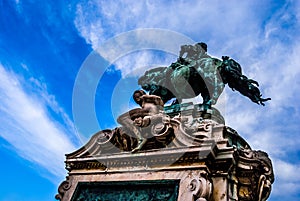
138;42;270;108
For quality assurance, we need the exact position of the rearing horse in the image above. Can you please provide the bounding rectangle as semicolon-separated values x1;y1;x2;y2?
138;56;270;107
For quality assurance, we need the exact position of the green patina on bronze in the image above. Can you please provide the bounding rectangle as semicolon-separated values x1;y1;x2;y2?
71;180;179;201
138;42;271;108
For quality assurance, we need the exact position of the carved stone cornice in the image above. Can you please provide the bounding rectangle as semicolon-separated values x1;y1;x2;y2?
66;144;216;173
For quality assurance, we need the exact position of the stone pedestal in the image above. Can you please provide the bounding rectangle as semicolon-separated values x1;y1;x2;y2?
56;103;274;201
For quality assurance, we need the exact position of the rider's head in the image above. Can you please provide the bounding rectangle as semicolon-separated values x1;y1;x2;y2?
195;42;207;53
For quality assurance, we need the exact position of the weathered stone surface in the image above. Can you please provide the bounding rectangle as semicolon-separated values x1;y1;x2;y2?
56;102;273;201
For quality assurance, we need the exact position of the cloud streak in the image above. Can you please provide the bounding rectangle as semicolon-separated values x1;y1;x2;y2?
0;64;78;182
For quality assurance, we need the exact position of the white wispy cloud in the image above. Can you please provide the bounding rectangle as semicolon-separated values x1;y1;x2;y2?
74;0;267;50
0;64;78;182
73;0;300;199
271;159;300;197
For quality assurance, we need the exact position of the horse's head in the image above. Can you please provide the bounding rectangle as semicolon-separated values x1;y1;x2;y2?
221;56;271;106
221;56;242;74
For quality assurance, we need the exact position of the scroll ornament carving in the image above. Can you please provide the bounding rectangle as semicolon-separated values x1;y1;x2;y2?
187;171;212;201
66;107;223;160
55;177;72;201
182;117;213;138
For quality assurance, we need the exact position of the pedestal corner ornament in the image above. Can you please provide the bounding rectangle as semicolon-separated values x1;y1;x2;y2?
56;42;273;201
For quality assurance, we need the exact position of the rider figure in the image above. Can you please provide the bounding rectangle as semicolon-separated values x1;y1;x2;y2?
179;42;208;61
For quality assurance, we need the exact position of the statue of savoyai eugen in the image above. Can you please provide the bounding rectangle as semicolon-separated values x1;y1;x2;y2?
56;42;274;201
138;42;271;108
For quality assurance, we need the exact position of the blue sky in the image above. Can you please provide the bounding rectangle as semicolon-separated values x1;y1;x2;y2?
0;0;300;200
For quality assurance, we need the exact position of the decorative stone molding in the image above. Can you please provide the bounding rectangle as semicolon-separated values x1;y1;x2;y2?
235;148;274;201
66;104;226;159
57;102;274;201
55;177;72;201
187;171;212;201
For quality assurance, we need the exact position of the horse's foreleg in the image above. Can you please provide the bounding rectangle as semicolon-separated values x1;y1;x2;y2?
259;97;271;106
